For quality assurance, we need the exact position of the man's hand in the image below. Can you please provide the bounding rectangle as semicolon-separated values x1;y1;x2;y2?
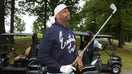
60;65;76;74
76;56;83;71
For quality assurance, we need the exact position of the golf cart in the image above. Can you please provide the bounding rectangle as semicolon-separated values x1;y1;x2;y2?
73;31;122;74
73;31;102;74
0;33;41;74
100;38;122;74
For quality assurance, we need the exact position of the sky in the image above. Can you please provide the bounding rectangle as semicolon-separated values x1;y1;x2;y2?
5;0;85;33
22;15;37;33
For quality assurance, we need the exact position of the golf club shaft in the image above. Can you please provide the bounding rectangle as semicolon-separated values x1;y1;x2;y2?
72;13;114;65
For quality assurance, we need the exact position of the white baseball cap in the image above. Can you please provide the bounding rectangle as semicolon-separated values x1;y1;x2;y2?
54;4;70;17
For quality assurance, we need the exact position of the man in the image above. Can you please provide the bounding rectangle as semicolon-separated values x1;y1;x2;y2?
38;4;83;74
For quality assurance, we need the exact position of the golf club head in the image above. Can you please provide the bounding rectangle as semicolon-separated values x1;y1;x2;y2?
110;3;117;14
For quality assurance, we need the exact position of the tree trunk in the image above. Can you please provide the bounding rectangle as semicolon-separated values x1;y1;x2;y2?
9;0;15;43
128;32;132;42
44;0;47;31
0;0;6;34
0;0;6;42
116;8;125;48
118;23;124;48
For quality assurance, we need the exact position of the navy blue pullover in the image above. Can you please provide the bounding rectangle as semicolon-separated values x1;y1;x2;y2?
38;22;78;73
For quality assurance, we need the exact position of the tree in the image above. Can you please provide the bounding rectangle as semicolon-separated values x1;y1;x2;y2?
9;0;15;43
17;0;79;33
10;0;15;33
0;0;6;34
14;17;25;33
0;0;6;42
1;0;26;43
114;0;132;47
77;0;132;48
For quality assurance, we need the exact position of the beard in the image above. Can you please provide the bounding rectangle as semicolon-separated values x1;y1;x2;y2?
66;15;71;21
64;15;70;22
59;14;71;23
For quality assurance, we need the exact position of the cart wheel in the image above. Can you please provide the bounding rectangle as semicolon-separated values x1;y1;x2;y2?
111;65;121;74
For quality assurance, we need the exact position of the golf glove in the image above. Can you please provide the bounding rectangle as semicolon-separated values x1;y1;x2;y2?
60;65;76;74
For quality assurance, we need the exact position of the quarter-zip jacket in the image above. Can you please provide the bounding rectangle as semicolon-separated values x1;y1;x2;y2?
38;22;78;73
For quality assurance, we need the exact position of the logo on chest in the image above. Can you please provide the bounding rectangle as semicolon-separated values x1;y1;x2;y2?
59;31;76;53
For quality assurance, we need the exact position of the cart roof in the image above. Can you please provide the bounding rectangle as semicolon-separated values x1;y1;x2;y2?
73;31;113;38
0;33;32;36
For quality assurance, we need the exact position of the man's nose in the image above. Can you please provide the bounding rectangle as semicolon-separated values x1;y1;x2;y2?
67;11;70;15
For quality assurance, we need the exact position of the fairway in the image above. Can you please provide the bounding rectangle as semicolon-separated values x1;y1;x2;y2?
101;44;132;70
1;37;132;70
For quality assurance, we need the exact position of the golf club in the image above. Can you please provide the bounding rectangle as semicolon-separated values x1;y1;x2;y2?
72;3;117;65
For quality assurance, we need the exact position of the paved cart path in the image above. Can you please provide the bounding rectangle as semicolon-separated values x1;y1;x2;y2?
102;70;132;74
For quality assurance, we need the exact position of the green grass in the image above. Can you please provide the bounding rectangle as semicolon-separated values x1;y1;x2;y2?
115;48;132;70
5;34;42;63
76;37;132;70
1;36;132;70
7;38;32;63
101;48;132;70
